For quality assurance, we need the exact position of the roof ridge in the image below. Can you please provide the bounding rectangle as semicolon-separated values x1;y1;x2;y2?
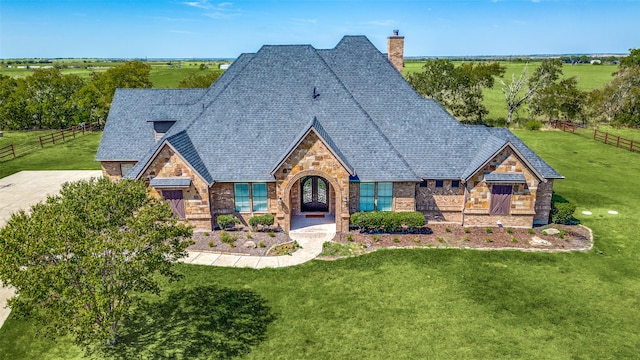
315;43;419;179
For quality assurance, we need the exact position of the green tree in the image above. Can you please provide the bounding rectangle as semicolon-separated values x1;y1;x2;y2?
177;70;224;88
620;48;640;68
75;61;152;125
530;77;586;121
0;178;193;351
588;66;640;125
407;60;505;122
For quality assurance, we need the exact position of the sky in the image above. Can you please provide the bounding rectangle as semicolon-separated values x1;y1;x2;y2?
0;0;638;59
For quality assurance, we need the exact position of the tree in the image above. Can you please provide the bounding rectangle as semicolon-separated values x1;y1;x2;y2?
620;48;640;68
407;60;505;122
177;70;224;88
500;59;564;124
530;77;586;121
75;61;152;125
0;178;193;351
587;66;640;124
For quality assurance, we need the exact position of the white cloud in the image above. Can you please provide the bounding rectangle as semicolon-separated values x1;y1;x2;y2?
183;1;212;9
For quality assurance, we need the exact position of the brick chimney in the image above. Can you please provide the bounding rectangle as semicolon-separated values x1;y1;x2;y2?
387;29;404;73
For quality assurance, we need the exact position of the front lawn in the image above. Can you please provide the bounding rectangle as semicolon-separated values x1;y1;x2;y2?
1;129;640;358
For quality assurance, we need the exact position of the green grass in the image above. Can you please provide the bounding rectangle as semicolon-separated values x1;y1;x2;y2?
2;130;640;358
0;132;102;179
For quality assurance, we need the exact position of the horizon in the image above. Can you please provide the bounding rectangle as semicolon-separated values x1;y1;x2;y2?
1;0;639;58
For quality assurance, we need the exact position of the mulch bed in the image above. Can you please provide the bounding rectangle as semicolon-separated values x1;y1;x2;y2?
188;229;291;256
331;223;592;254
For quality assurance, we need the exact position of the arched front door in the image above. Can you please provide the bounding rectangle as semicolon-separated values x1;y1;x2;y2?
300;176;329;212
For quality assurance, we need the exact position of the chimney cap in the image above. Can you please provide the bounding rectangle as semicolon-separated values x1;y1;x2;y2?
393;29;399;36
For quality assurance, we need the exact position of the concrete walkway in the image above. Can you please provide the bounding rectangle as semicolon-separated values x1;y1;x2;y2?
0;170;103;329
178;215;335;268
1;172;336;328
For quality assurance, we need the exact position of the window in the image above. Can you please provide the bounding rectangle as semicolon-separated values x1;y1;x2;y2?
435;180;444;188
120;163;133;177
252;183;268;211
359;183;375;211
452;180;460;188
359;182;393;211
419;180;428;188
377;182;393;211
234;183;250;212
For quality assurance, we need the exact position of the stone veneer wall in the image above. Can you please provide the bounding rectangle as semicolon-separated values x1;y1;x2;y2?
101;161;137;180
274;131;350;232
533;179;554;225
464;147;538;228
416;180;464;223
142;145;212;230
387;34;405;73
393;182;416;211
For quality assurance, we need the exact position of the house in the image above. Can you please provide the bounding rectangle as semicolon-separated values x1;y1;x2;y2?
96;34;563;232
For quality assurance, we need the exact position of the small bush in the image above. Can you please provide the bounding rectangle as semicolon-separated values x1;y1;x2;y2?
372;235;381;243
220;231;238;246
249;213;275;231
350;211;425;233
445;227;451;233
204;232;210;237
485;227;493;234
485;238;493;243
525;120;542;131
413;237;420;244
246;233;252;239
506;228;514;234
464;228;471;234
346;234;353;242
528;228;535;235
393;237;400;243
511;237;518;243
208;240;215;247
438;237;445;243
217;214;240;230
268;231;275;238
258;241;265;248
463;236;470;242
551;202;577;225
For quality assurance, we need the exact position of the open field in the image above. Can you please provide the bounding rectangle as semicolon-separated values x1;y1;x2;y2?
404;61;617;121
1;129;640;359
0;61;228;88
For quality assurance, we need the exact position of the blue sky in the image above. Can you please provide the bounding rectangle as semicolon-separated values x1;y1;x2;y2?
1;0;638;58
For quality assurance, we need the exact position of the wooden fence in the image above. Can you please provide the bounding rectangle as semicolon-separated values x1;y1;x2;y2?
0;144;15;160
39;123;99;148
594;129;640;153
548;119;577;133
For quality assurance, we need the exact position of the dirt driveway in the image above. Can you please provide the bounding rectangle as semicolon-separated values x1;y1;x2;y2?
0;170;102;328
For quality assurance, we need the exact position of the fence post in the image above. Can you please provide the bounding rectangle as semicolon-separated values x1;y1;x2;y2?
604;132;608;144
594;129;597;139
39;136;43;148
631;139;635;152
61;130;65;142
11;144;15;159
616;136;620;147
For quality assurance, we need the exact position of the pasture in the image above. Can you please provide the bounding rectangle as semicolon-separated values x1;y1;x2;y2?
1;129;639;359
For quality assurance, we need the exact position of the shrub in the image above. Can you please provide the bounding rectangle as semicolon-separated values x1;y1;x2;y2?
485;238;493;243
413;237;420;244
525;120;542;131
372;235;381;243
217;214;240;230
485;227;493;234
267;231;275;238
246;233;252;239
393;237;400;243
204;232;210;237
464;227;471;234
220;231;237;246
445;227;451;233
437;237;445;243
350;211;425;233
463;236;470;242
258;241;265;248
506;228;514;234
551;202;577;225
208;240;215;247
249;213;275;231
511;237;518;243
528;228;535;235
346;234;353;242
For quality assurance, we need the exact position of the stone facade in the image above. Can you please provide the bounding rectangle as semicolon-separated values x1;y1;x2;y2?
416;180;465;223
463;147;539;228
101;161;137;180
141;144;212;229
534;179;554;225
274;130;351;232
392;182;416;211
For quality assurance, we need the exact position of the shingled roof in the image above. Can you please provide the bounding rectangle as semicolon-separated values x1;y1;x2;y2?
97;35;562;183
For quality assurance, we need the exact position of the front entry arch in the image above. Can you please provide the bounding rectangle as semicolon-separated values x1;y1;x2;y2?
301;176;329;212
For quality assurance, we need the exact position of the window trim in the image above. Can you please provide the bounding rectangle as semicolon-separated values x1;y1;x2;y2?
251;183;268;212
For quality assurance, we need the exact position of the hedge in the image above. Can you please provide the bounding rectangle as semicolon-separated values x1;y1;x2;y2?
350;211;425;233
551;202;577;224
249;213;275;231
217;214;240;230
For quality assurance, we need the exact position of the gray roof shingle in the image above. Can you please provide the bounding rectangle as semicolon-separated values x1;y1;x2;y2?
99;35;562;184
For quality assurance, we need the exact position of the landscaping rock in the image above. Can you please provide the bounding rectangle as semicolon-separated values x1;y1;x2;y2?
243;240;257;249
542;228;560;235
530;236;552;246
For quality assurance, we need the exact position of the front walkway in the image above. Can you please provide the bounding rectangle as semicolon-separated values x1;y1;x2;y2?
179;215;336;268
